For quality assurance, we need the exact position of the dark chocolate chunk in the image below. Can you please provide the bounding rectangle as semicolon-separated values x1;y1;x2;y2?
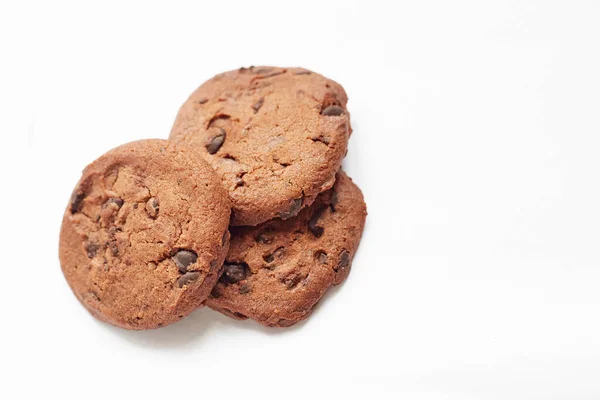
70;189;85;214
83;291;101;302
210;286;221;298
330;189;339;212
145;197;159;218
278;197;303;219
234;176;244;188
256;232;272;244
321;105;345;116
316;251;328;264
308;207;326;237
284;274;302;289
177;272;200;288
206;128;226;154
103;197;124;209
311;135;330;145
335;250;350;272
251;97;264;113
253;67;273;74
173;250;198;273
263;247;285;264
221;263;248;284
221;308;248;320
84;241;100;258
207;113;231;128
260;71;285;79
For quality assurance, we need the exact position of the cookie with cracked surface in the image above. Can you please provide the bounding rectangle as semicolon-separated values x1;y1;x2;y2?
169;66;352;226
206;171;366;327
59;139;231;330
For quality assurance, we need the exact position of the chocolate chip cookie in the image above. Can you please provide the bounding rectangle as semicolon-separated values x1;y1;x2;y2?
206;171;366;327
59;139;231;330
169;66;352;226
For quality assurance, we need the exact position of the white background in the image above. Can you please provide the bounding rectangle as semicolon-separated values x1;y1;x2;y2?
1;1;600;398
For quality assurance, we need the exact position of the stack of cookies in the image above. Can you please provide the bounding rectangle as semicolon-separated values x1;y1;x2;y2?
59;66;367;329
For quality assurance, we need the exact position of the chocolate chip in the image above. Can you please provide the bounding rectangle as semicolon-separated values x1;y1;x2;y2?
173;250;198;273
234;176;244;188
210;287;221;298
260;71;285;79
316;251;328;264
84;291;101;302
311;135;330;145
330;189;339;212
321;105;345;116
253;67;273;74
221;263;248;284
284;274;302;289
239;284;251;294
335;250;350;272
206;128;226;154
264;247;285;263
197;97;208;104
70;189;85;214
278;197;303;219
256;232;272;244
308;207;326;237
234;170;246;188
207;113;230;128
103;197;124;209
251;97;264;113
222;154;237;161
177;272;200;288
84;241;100;258
221;308;248;319
145;197;159;218
232;311;248;319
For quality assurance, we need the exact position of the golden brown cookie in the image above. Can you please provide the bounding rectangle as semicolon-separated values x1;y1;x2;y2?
59;139;231;330
206;171;366;327
170;66;352;226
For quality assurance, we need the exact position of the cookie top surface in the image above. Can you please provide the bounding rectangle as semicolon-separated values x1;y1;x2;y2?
206;171;366;327
169;66;352;226
59;139;231;330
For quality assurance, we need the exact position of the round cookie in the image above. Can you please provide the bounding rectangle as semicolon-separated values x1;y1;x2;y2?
206;171;366;327
59;139;231;330
170;66;352;226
